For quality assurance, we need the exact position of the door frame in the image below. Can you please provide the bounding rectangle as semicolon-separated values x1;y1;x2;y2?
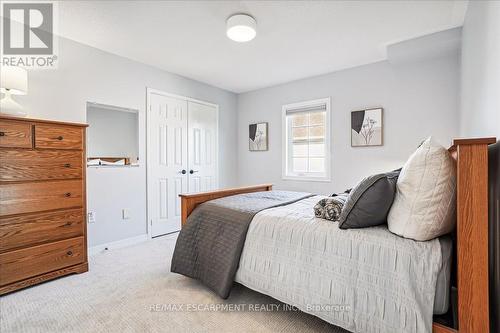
146;87;219;239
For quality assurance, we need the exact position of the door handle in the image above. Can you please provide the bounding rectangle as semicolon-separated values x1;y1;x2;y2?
189;170;199;174
179;169;187;174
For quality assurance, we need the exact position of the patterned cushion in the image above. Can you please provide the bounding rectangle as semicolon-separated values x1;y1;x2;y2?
314;194;348;221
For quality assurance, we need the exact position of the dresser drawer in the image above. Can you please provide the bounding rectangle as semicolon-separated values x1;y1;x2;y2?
0;149;83;182
0;209;84;252
0;120;32;149
0;236;85;286
0;180;83;217
34;124;83;150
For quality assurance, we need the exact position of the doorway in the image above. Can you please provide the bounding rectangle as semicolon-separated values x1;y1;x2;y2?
146;88;218;237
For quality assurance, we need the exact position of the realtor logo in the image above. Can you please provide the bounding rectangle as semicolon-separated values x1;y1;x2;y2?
1;1;58;68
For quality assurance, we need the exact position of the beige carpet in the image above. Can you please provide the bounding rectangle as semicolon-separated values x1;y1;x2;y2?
0;233;348;333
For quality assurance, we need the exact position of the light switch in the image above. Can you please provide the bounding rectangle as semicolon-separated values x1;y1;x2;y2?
122;209;130;220
88;211;96;224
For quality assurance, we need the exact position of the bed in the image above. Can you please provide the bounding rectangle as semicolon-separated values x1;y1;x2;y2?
173;138;495;333
235;195;453;333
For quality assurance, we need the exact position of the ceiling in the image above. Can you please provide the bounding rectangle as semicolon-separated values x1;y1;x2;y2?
58;1;468;93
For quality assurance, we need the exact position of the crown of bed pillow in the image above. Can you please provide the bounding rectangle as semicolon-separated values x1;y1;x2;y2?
388;137;457;241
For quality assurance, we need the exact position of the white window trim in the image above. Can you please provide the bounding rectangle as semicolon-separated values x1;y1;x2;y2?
281;97;331;182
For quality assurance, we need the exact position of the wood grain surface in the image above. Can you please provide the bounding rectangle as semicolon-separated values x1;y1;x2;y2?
0;180;83;217
0;149;83;182
179;184;273;226
455;144;490;333
0;236;85;286
0;120;32;149
34;124;83;150
0;209;84;252
0;116;88;295
0;262;88;295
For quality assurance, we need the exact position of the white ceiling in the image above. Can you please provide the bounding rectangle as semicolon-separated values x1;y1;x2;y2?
58;1;468;93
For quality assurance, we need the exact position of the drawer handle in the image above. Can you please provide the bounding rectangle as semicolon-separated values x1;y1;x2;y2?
56;136;64;141
0;131;4;137
64;163;71;168
67;251;73;256
65;192;71;197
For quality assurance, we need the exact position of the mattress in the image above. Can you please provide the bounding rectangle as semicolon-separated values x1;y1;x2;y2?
235;195;451;333
435;236;452;315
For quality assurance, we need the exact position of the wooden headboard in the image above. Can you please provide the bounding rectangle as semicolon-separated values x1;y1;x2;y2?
488;141;500;333
179;137;496;333
437;137;496;333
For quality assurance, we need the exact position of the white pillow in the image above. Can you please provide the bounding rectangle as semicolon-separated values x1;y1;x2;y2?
388;137;456;241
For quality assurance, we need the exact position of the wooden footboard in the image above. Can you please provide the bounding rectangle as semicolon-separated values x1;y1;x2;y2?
179;184;273;226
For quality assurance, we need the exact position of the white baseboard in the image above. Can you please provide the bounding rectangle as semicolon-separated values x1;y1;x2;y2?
88;234;149;256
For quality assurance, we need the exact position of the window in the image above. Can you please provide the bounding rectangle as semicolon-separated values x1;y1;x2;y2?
282;98;331;181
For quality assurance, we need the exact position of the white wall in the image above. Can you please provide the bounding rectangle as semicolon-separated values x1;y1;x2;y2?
2;30;466;245
6;36;238;247
460;0;500;138
87;107;139;161
237;55;460;194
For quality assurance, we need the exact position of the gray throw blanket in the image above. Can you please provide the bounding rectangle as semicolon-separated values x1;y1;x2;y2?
313;193;349;221
171;190;313;298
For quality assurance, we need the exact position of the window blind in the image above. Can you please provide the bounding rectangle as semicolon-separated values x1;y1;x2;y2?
285;103;327;115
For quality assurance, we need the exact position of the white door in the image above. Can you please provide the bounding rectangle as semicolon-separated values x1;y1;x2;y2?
187;101;218;193
148;93;188;237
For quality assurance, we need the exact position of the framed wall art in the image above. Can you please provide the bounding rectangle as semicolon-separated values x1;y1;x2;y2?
351;108;383;147
249;122;268;151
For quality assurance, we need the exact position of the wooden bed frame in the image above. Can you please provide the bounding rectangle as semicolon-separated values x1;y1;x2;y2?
179;137;496;333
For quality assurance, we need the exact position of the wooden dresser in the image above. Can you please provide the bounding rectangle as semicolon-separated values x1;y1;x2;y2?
0;115;88;295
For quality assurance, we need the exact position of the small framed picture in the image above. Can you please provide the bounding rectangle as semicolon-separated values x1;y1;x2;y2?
249;122;268;151
351;108;383;147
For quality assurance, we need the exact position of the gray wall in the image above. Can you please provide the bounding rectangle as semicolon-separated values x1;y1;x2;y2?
460;0;500;138
4;30;467;246
87;107;139;162
237;55;460;194
9;36;238;247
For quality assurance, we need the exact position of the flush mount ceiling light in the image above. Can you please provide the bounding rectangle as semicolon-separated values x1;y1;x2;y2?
226;14;257;42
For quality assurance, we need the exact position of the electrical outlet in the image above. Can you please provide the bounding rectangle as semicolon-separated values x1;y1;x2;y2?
122;209;130;220
88;211;96;224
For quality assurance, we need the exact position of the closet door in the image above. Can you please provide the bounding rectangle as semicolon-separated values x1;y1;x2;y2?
148;93;188;237
187;101;218;193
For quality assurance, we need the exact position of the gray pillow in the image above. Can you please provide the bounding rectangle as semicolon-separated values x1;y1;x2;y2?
338;170;400;229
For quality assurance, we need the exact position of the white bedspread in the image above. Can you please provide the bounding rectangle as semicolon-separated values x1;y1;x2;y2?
235;196;442;333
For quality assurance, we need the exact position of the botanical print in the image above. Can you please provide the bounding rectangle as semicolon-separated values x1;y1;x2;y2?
249;122;268;151
351;108;383;147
